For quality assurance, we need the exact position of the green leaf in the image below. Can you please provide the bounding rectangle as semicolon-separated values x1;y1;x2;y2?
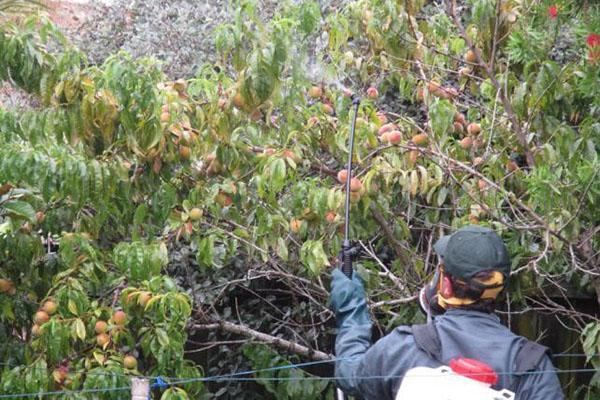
155;328;170;347
269;156;287;193
429;99;455;138
300;240;330;276
196;235;214;268
2;200;36;222
275;237;288;261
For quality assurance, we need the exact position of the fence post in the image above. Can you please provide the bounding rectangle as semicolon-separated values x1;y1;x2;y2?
131;378;150;400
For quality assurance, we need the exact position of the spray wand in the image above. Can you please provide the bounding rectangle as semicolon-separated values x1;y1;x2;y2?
341;95;361;277
335;94;361;400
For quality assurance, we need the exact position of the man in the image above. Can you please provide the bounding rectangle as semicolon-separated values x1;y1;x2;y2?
330;225;564;399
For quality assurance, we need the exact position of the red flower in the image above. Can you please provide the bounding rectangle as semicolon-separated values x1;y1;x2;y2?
587;34;600;64
548;5;558;19
587;33;600;47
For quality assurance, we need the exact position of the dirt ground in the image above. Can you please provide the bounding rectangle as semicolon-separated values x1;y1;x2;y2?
44;1;95;29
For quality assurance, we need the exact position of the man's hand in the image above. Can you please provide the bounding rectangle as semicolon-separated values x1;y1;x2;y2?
330;269;370;328
338;243;359;277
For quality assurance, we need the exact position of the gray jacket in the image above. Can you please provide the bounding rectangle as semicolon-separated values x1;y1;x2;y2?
331;270;564;400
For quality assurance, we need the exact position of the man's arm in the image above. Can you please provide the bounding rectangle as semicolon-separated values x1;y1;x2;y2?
516;355;565;400
330;269;437;399
330;268;373;396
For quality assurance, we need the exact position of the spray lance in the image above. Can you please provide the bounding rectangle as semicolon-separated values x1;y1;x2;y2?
335;94;361;400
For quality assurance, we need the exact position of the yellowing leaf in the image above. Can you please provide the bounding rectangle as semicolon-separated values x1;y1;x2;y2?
73;318;86;340
93;351;105;366
68;299;79;316
409;170;419;197
418;166;429;195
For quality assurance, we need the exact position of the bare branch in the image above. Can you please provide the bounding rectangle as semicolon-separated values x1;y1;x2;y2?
192;321;333;361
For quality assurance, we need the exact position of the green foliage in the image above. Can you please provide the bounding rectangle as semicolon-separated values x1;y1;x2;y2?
0;0;598;397
113;241;169;282
243;344;330;399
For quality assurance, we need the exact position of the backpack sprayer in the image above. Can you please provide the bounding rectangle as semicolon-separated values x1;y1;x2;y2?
336;93;361;400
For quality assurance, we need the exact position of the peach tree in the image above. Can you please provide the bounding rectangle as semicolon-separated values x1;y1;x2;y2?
0;0;598;398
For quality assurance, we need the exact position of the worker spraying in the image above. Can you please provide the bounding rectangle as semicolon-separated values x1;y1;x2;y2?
331;191;565;397
330;225;565;399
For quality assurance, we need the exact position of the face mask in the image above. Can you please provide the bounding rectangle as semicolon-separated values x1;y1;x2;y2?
418;267;446;317
419;267;506;317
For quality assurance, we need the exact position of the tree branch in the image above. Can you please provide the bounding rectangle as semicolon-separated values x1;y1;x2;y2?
370;204;410;265
192;320;333;361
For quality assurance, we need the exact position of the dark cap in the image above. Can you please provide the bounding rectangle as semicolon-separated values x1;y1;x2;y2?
433;225;510;279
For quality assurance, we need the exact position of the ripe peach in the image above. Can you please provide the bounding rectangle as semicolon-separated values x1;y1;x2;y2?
123;355;137;369
96;333;110;347
350;178;363;192
350;191;362;203
42;300;57;315
378;123;397;136
95;320;108;334
308;86;323;99
34;311;50;325
179;146;191;159
465;49;478;63
290;218;303;233
453;122;464;134
454;113;467;126
31;324;42;337
337;169;349;184
325;211;337;223
384;130;402;145
0;279;13;293
416;87;425;102
412;134;428;146
232;93;245;109
467;123;481;136
366;87;378;99
112;310;127;325
376;112;388;125
460;137;473;149
321;103;335;115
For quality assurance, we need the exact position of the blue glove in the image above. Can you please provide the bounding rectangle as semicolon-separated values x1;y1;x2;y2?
330;269;373;395
330;268;371;329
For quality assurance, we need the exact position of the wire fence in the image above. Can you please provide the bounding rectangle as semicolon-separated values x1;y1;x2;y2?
0;355;598;398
